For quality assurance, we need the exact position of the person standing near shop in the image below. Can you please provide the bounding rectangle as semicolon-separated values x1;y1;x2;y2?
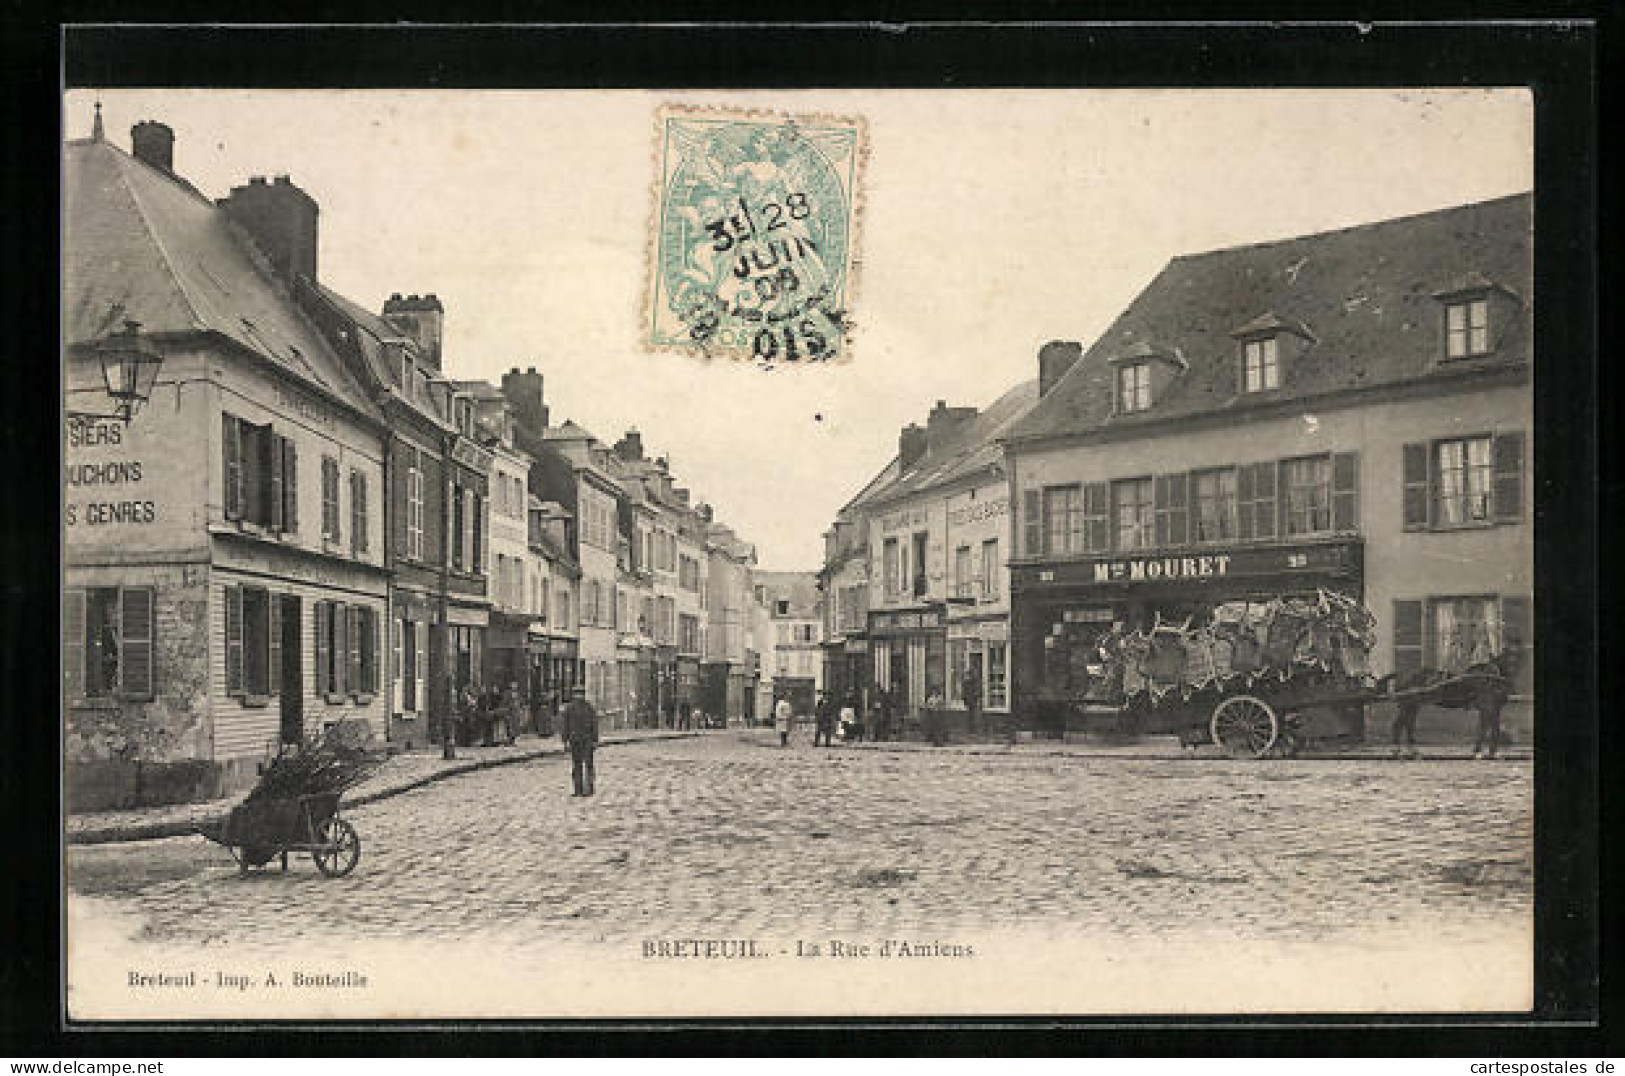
774;695;794;748
961;663;983;738
562;684;599;797
813;690;836;747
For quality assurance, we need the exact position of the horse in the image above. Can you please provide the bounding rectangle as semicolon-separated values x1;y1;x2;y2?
1384;649;1523;758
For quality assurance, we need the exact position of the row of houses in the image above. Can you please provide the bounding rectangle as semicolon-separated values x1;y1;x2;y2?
62;116;769;808
818;193;1534;737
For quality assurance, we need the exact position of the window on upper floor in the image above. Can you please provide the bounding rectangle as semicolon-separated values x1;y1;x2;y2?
1117;361;1152;413
1444;297;1491;360
1403;432;1523;531
1111;477;1155;551
1281;455;1332;536
882;538;900;599
910;531;928;598
321;456;342;545
222;414;297;532
1241;337;1280;393
1191;467;1238;543
980;539;999;599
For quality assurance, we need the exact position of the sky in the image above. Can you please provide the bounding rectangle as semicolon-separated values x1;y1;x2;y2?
65;89;1532;569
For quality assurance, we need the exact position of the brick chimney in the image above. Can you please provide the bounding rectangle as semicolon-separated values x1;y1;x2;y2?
130;121;173;172
382;293;444;371
898;423;927;472
221;175;319;286
614;428;644;462
501;366;549;437
925;399;977;454
1039;340;1084;397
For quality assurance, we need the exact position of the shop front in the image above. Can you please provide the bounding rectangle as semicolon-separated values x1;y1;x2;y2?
1011;539;1363;727
945;615;1010;734
484;610;533;701
824;635;870;710
868;605;946;719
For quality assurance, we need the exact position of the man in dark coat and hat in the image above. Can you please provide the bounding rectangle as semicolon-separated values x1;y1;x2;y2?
562;684;600;797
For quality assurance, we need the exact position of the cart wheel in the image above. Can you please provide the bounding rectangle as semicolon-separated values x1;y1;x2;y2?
1210;694;1278;759
312;817;361;878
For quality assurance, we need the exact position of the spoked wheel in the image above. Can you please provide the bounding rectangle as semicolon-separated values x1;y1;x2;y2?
311;817;361;878
1210;694;1279;759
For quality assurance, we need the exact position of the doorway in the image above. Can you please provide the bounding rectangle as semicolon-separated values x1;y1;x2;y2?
278;594;303;745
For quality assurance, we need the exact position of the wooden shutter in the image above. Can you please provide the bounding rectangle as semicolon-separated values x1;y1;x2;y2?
269;431;285;532
346;605;361;697
1022;489;1042;555
222;414;242;520
1392;599;1423;675
350;470;362;555
1253;462;1277;540
1401;442;1431;530
225;584;244;695
267;592;282;696
1501;594;1531;694
118;587;154;699
62;589;85;698
1332;452;1360;532
281;438;298;533
369;608;381;693
472;491;484;572
1236;464;1255;541
1492;431;1525;522
314;601;330;695
1083;482;1108;552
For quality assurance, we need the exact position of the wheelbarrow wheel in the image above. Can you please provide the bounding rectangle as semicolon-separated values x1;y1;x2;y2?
311;817;361;878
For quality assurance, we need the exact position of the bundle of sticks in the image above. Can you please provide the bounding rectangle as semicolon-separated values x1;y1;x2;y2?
243;736;379;804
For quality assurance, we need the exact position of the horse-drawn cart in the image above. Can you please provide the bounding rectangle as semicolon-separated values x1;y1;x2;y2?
1063;589;1513;758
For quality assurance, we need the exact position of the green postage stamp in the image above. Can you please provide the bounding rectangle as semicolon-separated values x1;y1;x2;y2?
646;104;867;364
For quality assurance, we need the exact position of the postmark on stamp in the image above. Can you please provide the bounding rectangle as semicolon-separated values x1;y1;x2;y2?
646;104;866;364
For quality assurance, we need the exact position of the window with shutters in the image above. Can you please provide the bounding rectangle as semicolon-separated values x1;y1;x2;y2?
223;584;275;699
1282;455;1332;536
1236;461;1278;541
911;531;928;598
451;482;466;569
352;605;378;698
315;600;346;698
222;414;295;531
471;490;484;575
349;469;369;555
62;586;156;701
1192;468;1238;542
1403;431;1523;531
320;456;341;544
1444;298;1490;359
1111;478;1154;551
987;642;1007;709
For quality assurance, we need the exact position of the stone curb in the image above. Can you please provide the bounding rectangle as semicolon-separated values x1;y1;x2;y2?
66;732;701;847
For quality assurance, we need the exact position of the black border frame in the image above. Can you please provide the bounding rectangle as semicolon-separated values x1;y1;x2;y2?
4;14;1605;1056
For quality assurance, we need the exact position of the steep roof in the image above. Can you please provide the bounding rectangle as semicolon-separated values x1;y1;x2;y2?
1007;193;1532;446
863;379;1040;507
62;137;380;422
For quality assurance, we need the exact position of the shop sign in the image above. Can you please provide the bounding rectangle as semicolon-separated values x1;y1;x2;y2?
869;608;943;633
451;436;492;472
947;498;1008;527
217;542;383;593
948;618;1009;642
880;506;928;534
1017;542;1358;590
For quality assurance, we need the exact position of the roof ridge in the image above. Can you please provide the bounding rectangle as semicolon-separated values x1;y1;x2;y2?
1170;191;1532;265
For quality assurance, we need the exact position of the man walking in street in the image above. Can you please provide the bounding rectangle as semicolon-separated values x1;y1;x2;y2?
562;684;599;797
813;690;835;747
774;695;794;748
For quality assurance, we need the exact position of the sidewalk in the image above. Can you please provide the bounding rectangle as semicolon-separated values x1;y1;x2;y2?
66;728;700;846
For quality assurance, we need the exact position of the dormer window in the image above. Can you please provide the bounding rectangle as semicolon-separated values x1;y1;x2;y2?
1117;362;1152;413
1106;340;1185;416
1242;337;1280;392
1444;297;1490;359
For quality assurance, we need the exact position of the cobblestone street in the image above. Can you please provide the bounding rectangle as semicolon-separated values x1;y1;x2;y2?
69;730;1531;951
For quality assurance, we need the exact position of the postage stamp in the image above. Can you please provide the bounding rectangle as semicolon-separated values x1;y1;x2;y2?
646;104;866;364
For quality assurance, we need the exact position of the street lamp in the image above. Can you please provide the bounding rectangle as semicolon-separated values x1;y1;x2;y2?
69;320;165;423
